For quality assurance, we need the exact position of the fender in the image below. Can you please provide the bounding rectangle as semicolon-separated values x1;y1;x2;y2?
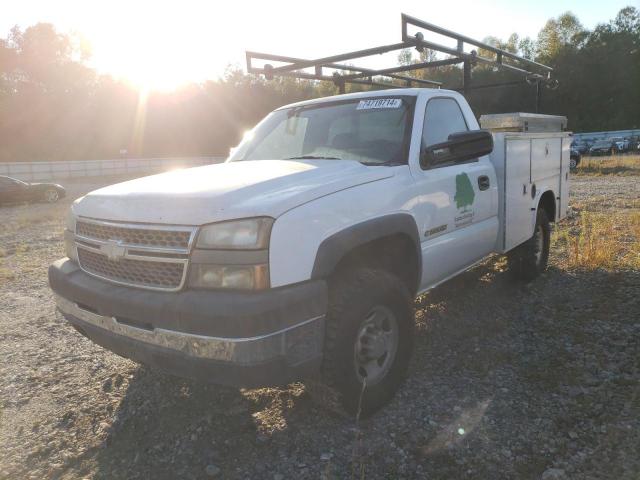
310;213;422;285
532;187;556;229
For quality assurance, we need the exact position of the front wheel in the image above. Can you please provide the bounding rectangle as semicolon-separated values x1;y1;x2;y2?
44;189;60;203
507;208;551;282
322;268;414;417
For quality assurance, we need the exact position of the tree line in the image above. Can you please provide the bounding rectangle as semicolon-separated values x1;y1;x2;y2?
0;7;638;162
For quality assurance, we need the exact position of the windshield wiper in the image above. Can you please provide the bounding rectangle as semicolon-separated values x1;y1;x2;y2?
360;160;404;166
285;155;342;160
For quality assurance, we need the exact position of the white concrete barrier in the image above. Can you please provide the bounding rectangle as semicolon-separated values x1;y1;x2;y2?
0;157;226;182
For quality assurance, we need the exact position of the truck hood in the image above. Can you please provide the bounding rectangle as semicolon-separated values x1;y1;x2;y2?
73;160;394;225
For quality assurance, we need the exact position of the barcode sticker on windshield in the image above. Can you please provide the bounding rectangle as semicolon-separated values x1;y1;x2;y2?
356;98;402;110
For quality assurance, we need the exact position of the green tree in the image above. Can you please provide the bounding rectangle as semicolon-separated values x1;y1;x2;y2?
613;6;640;33
397;48;413;66
518;37;536;60
0;8;638;162
536;12;584;60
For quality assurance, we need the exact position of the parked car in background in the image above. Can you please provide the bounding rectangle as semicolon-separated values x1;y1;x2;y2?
589;140;618;156
0;175;66;205
570;140;589;155
611;137;631;153
570;148;581;169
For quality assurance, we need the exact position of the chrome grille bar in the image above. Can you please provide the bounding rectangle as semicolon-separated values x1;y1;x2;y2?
74;218;197;291
76;218;196;252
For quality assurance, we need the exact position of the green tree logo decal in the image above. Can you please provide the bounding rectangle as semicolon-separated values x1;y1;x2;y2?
454;173;475;212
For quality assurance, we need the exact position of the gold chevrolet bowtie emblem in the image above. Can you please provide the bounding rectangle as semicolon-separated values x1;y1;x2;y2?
100;240;126;262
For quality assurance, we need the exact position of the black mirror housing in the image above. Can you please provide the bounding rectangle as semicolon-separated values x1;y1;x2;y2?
421;129;494;168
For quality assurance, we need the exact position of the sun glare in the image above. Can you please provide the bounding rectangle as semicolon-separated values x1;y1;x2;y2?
95;37;205;92
89;6;219;92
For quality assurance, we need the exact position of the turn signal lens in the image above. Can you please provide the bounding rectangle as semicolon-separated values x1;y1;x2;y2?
188;264;269;290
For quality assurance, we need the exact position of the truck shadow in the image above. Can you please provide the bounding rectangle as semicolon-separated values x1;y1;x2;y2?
87;261;640;479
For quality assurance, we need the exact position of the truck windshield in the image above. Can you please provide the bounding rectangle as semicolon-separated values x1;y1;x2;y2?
228;97;414;166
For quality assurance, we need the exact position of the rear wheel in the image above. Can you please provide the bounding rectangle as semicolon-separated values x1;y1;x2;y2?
44;189;59;203
322;268;414;417
507;208;550;282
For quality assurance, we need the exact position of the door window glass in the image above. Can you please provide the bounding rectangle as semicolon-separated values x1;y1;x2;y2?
421;98;468;153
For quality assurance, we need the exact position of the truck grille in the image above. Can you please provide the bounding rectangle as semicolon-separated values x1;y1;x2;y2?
74;219;196;291
76;221;191;250
78;249;185;290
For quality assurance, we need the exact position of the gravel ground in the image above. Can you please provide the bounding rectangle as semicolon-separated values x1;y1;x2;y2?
1;174;639;480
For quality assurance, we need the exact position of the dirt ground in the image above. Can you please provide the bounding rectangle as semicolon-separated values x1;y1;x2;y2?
1;173;639;479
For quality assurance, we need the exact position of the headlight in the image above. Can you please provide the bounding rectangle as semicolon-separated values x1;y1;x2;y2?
189;217;273;290
188;264;269;290
196;218;273;250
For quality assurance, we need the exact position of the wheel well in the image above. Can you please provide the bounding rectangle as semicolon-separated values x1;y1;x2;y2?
539;190;556;223
331;234;420;295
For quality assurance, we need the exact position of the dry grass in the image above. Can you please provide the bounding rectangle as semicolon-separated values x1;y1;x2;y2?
562;157;640;268
11;206;65;229
0;256;15;281
575;154;640;176
553;207;640;270
0;237;61;281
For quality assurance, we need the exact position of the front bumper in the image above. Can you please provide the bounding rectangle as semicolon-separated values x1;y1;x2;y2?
49;258;327;387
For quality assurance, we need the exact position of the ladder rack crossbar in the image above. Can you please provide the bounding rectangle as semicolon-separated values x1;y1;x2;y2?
245;13;555;97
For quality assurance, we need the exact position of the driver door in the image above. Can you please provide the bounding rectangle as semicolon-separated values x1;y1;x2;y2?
411;97;498;289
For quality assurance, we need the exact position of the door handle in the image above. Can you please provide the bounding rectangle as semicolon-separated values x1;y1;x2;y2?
478;175;490;191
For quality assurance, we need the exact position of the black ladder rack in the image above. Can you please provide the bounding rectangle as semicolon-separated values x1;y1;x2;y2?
246;13;557;111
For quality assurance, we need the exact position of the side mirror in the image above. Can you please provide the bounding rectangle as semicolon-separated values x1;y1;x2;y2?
421;130;494;168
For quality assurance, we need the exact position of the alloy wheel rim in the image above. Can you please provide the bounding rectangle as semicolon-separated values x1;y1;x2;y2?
45;190;58;202
353;305;399;386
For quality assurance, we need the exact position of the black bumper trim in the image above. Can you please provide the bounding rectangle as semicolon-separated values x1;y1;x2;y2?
49;258;327;338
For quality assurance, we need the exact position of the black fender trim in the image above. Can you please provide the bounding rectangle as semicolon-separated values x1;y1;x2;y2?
310;213;422;287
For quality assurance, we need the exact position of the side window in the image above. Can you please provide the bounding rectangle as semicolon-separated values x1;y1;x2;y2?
421;98;468;167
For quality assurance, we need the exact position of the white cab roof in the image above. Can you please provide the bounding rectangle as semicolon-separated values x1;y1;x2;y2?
276;88;459;110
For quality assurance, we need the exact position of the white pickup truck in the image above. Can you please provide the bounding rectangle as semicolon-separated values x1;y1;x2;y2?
49;88;570;416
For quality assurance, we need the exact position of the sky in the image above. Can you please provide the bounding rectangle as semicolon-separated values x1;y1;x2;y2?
1;0;633;90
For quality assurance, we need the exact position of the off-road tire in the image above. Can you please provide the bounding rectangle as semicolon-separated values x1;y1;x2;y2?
507;208;551;282
322;268;414;417
569;157;577;170
44;189;59;203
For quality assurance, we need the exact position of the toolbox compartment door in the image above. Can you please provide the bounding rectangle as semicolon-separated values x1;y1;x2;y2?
531;138;562;183
559;137;571;220
504;138;533;250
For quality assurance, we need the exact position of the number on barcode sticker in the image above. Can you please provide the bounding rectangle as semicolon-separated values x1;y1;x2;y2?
356;99;402;110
